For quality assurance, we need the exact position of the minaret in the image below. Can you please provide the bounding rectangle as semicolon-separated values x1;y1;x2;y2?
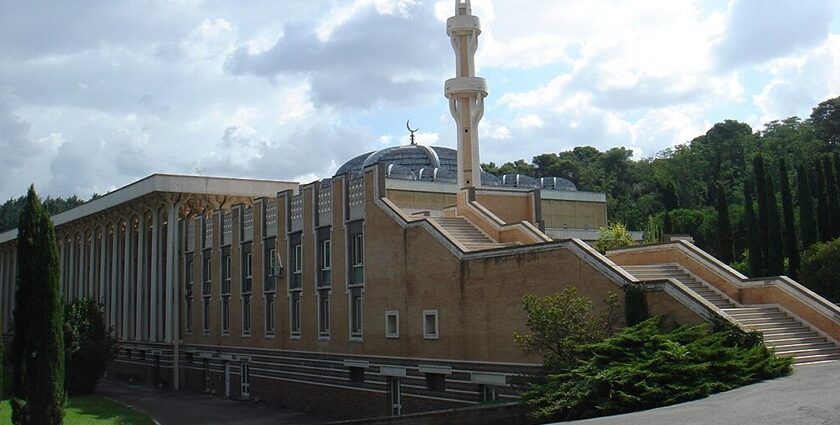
445;0;487;188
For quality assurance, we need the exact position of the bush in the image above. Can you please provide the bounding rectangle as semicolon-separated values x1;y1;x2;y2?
624;284;648;326
596;223;635;253
64;299;116;396
523;317;792;421
514;288;619;370
800;238;840;302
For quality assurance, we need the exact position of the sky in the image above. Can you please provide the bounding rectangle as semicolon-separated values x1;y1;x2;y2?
1;0;839;201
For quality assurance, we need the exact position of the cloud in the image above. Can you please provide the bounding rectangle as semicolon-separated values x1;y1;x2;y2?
714;0;834;69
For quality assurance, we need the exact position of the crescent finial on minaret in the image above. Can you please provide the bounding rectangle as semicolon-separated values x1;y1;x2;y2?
406;120;419;145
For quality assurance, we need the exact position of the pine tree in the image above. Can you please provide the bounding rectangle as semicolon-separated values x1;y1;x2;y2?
744;181;762;277
778;159;800;279
815;164;832;242
11;186;65;425
753;154;770;275
796;165;818;251
715;183;733;264
834;152;840;200
766;177;785;276
824;155;840;238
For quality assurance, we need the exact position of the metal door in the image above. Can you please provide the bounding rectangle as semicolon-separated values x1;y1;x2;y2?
390;377;402;416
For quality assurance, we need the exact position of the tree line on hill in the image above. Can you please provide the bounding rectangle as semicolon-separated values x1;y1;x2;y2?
483;96;840;299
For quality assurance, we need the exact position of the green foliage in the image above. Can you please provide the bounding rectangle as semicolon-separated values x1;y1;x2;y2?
64;299;117;396
623;284;648;326
822;156;840;239
811;96;840;148
595;223;635;253
800;238;840;302
778;159;800;279
1;396;155;425
0;194;86;233
11;186;65;424
797;165;818;250
642;215;663;244
523;317;792;421
715;183;733;264
765;177;784;276
816;163;832;242
753;154;770;275
514;288;620;370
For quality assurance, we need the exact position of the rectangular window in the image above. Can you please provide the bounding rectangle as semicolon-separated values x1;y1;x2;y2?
203;298;210;334
290;292;301;336
202;255;212;296
320;239;331;286
240;362;250;399
480;385;499;403
185;298;192;334
264;243;277;293
385;310;399;338
222;297;230;335
318;290;330;337
350;288;363;338
351;233;364;284
423;310;439;339
425;373;446;392
245;252;253;278
185;254;194;297
241;246;252;294
222;254;231;294
292;243;302;289
265;294;275;336
242;295;251;336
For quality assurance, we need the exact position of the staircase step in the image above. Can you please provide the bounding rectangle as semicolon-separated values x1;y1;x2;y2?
764;336;826;345
794;353;840;365
776;346;840;357
738;317;797;325
771;341;836;351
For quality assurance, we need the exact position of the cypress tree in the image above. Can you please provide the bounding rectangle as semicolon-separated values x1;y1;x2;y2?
11;186;65;425
743;181;762;277
715;183;733;264
753;154;770;275
834;152;840;199
824;155;840;238
796;165;818;250
662;211;673;236
766;177;785;276
778;159;800;279
815;164;832;242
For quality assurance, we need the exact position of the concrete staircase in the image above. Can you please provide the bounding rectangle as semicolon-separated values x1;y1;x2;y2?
430;217;517;251
621;264;840;365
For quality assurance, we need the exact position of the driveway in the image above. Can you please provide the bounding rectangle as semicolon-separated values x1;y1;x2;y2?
97;379;328;425
558;361;840;425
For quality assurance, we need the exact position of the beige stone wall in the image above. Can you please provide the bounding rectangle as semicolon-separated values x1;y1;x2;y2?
541;199;606;230
475;192;534;225
386;189;456;212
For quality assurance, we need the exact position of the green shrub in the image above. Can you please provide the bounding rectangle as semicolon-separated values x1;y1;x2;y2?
624;284;648;326
523;317;792;421
64;299;116;396
800;238;840;302
596;223;635;253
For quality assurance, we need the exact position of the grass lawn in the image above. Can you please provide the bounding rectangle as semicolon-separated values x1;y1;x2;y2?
0;395;155;425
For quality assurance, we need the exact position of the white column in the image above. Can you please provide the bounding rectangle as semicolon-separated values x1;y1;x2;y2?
150;209;160;341
68;234;76;301
135;212;146;341
78;230;86;300
86;231;94;298
122;217;132;339
99;226;107;305
165;203;177;342
110;221;120;330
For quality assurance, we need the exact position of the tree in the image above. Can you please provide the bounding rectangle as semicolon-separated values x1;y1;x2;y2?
514;288;619;370
810;96;840;148
595;223;635;253
823;156;840;238
744;181;762;277
778;159;800;279
815;163;833;242
11;186;65;425
64;299;117;396
797;165;819;251
766;177;785;276
753;155;770;275
800;238;840;302
715;183;733;264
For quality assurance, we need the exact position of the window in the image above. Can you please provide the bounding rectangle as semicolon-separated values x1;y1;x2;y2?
318;290;330;337
290;292;301;336
350;233;364;284
244;252;253;278
350;289;363;338
241;248;252;294
265;294;275;336
204;359;211;392
349;366;365;384
423;310;439;339
291;243;302;289
264;244;277;292
480;385;499;403
425;373;446;392
319;239;331;286
240;362;250;399
185;254;194;297
222;254;231;294
202;299;210;334
242;295;251;336
385;311;399;338
185;298;192;334
222;297;230;335
202;255;212;295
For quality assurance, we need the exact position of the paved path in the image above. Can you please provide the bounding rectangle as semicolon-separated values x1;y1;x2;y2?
558;362;840;425
97;379;328;425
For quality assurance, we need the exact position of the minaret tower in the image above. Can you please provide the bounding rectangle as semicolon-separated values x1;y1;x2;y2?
445;0;487;188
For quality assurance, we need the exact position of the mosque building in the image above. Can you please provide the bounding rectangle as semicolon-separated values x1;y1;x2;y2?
1;0;838;420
